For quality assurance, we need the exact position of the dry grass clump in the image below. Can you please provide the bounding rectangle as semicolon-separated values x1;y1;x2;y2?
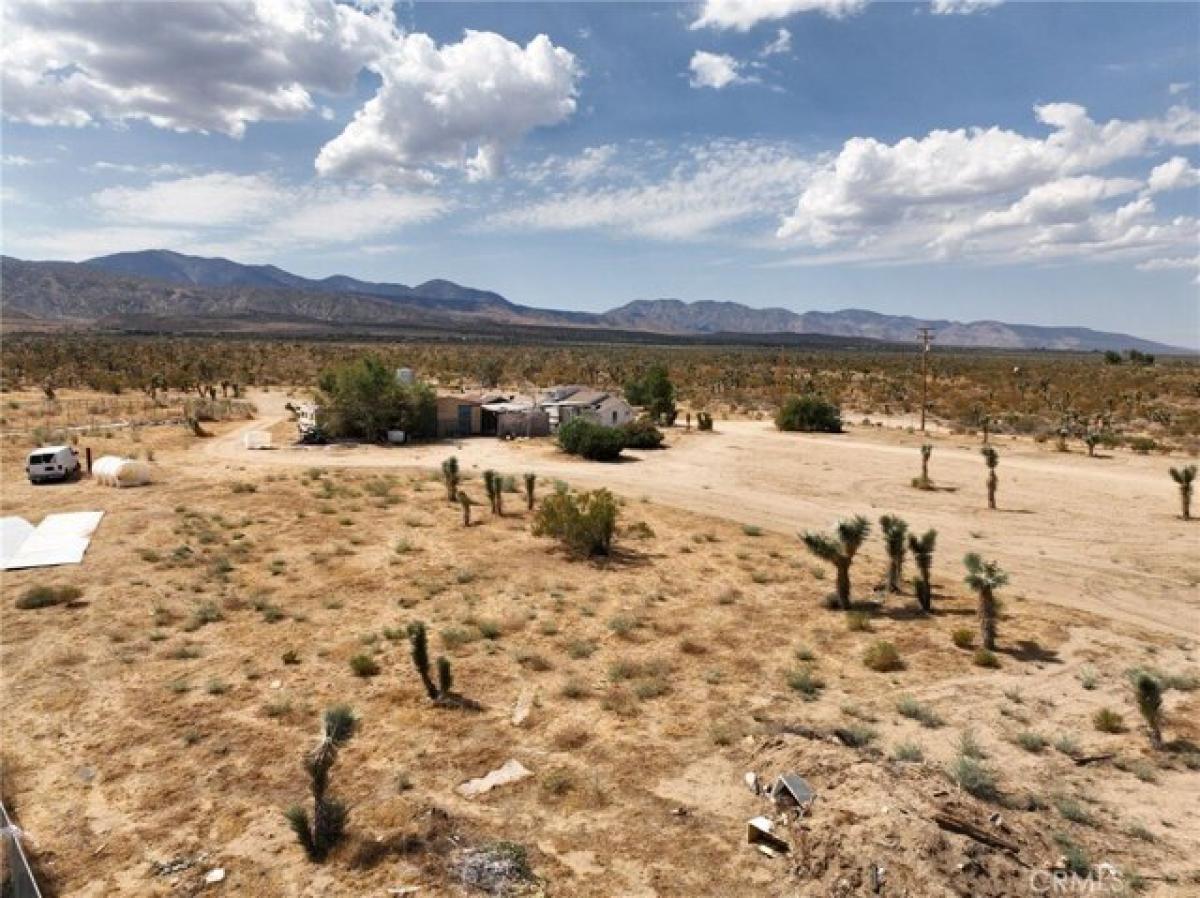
863;640;903;672
16;584;82;609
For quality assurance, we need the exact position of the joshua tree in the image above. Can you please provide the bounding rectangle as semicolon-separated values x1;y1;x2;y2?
458;491;473;527
407;621;455;704
879;514;908;593
482;469;502;516
1170;465;1196;521
441;456;460;502
914;444;933;490
981;447;999;510
523;472;537;511
801;516;871;610
1134;673;1164;749
1083;432;1101;458
406;622;438;700
908;529;937;612
963;554;1008;651
284;705;358;862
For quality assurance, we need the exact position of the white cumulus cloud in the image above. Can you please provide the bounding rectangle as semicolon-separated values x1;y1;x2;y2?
688;51;754;90
930;0;1003;15
692;0;867;31
761;28;793;57
1;0;395;137
315;30;580;183
1146;156;1200;194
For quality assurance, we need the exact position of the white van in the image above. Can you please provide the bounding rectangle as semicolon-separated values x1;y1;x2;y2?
26;446;81;484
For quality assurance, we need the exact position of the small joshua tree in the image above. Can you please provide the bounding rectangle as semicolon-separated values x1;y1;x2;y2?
407;622;438;700
482;469;502;516
1134;672;1164;749
458;491;474;527
441;456;460;502
1170;465;1196;521
879;514;908;593
524;472;537;511
284;705;358;862
981;447;999;510
913;444;934;490
963;554;1008;651
407;621;455;704
908;529;937;613
1083;432;1101;458
801;516;871;610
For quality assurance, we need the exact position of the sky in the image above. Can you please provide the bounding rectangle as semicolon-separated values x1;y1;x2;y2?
1;0;1198;346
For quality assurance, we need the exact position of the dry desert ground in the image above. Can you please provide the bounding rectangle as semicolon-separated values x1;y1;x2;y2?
1;388;1198;897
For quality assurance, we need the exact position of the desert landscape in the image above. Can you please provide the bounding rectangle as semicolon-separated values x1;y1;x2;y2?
1;338;1197;898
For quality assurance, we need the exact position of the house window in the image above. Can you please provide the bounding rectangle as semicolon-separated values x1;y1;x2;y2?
612;410;617;423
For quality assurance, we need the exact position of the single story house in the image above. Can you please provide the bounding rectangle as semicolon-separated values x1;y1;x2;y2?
435;392;512;438
539;386;634;431
482;398;551;438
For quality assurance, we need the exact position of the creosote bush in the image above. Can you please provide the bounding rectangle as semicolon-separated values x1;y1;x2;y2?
557;418;626;461
620;418;665;449
1092;707;1126;733
532;487;618;557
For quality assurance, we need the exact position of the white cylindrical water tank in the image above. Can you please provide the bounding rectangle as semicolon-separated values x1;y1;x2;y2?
93;455;151;487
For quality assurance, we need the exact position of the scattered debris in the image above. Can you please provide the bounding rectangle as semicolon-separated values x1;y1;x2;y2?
388;888;420;896
744;771;760;795
746;816;790;855
932;810;1020;857
1071;753;1115;766
204;867;226;884
770;773;815;810
453;841;534;895
510;686;534;727
151;854;205;876
456;759;532;799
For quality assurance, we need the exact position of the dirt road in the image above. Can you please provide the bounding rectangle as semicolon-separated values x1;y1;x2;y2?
200;390;1198;637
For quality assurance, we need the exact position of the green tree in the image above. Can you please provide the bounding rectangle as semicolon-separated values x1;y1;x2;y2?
963;554;1008;651
879;515;909;593
801;516;870;610
625;364;676;424
316;355;436;442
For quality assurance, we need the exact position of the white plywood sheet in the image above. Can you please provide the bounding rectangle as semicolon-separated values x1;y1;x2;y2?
0;517;35;562
0;511;104;570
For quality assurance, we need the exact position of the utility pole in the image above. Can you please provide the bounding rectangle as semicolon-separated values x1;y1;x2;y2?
917;327;935;432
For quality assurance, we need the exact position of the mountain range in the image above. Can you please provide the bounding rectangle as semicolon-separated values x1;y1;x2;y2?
0;249;1184;353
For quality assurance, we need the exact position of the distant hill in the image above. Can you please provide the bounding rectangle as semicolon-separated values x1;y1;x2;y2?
0;250;1184;353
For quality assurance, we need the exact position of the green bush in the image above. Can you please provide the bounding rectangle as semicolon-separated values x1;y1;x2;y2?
620;418;665;449
533;488;619;557
557;418;626;461
775;395;843;433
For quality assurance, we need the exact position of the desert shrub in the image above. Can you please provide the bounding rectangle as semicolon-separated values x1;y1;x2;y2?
896;695;943;728
951;628;975;649
696;411;714;431
893;742;924;762
834;723;878;747
1016;731;1048;753
973;648;1000;668
952;754;999;800
349;654;380;677
557;418;626;461
846;610;872;632
620;418;665;449
1133;673;1164;748
787;666;825;700
1092;708;1126;733
1053;796;1095;826
775;395;842;433
863;640;903;672
532;488;619;557
16;584;82;609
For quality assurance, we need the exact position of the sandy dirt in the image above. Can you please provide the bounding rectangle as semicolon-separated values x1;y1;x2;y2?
203;390;1199;639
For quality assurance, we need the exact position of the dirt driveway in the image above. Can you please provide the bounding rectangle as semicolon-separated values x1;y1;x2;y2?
199;390;1198;637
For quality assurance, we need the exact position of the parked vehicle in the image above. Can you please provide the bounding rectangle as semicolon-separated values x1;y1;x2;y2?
25;445;81;484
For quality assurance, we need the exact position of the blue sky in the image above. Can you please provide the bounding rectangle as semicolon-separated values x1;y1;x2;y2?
2;0;1197;345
